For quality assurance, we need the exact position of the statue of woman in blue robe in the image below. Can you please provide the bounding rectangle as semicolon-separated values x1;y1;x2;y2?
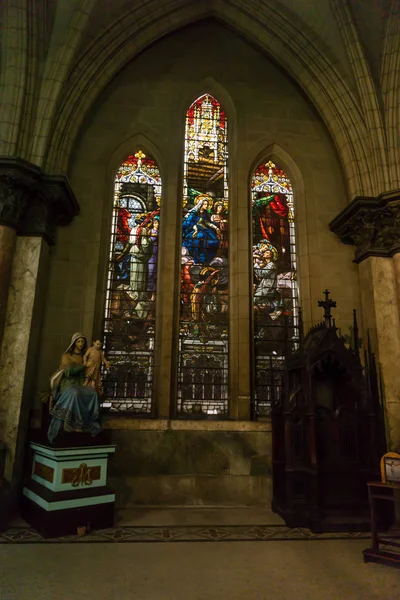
182;196;220;265
48;332;101;443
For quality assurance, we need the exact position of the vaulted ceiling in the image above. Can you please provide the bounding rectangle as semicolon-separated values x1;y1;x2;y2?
0;0;399;199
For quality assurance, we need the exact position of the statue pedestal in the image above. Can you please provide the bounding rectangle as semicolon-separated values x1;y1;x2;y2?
21;439;116;537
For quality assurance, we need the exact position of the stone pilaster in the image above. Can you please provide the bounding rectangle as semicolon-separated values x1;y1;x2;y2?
0;158;79;523
0;160;37;350
0;226;16;350
0;158;79;356
330;191;400;450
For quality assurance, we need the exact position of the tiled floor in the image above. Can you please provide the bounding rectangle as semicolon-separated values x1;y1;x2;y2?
1;509;399;599
116;507;285;526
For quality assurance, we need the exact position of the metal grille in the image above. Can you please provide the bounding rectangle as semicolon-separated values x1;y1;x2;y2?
251;161;299;418
177;94;229;417
101;152;161;413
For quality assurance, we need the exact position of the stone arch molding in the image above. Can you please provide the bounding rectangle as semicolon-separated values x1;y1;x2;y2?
43;0;375;199
179;77;238;173
107;131;167;187
179;77;237;133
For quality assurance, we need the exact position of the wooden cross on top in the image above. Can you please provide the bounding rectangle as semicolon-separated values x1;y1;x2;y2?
318;289;337;328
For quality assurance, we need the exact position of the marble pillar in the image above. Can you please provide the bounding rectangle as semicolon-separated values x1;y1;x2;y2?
0;237;49;483
330;195;400;452
0;225;16;352
392;253;400;319
359;256;400;451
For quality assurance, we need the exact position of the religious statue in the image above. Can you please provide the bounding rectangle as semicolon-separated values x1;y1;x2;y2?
48;332;101;443
83;339;110;397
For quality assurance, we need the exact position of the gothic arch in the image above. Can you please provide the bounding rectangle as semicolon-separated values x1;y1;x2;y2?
179;78;237;143
107;131;167;188
41;0;374;199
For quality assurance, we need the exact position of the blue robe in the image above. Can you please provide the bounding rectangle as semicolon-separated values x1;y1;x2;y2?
48;364;100;443
182;209;219;265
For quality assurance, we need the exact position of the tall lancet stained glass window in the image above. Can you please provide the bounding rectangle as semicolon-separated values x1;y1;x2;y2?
178;94;229;417
251;160;299;418
102;151;162;413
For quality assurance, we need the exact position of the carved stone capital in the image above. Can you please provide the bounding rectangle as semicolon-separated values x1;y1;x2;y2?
0;159;40;229
0;157;79;244
330;191;400;263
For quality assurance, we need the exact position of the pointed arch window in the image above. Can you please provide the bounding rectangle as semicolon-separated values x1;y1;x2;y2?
177;94;229;417
251;160;299;418
102;151;162;413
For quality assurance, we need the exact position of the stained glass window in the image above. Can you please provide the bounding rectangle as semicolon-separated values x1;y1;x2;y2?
177;94;229;417
251;160;299;418
102;150;162;413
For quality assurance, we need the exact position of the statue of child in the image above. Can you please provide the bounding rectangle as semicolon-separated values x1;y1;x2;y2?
83;340;110;396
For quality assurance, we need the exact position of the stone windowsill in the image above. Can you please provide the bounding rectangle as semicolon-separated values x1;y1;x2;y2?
102;417;272;432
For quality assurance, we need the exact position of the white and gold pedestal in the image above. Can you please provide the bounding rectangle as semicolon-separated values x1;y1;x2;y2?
22;441;116;537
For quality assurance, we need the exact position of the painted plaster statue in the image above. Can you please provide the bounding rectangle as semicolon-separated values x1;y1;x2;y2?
83;339;110;397
48;332;101;443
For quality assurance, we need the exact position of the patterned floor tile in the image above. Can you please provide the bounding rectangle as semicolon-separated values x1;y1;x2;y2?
0;524;372;544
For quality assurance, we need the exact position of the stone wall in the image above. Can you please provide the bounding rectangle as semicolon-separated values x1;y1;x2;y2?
107;423;272;507
35;20;360;401
31;21;363;506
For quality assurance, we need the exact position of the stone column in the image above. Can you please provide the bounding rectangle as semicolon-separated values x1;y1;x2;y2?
0;225;16;350
392;252;400;318
0;237;50;482
153;162;181;418
0;165;34;353
0;158;79;525
358;257;400;450
230;161;252;420
330;194;400;450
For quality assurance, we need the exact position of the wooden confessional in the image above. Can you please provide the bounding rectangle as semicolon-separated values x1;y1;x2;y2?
271;291;387;532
